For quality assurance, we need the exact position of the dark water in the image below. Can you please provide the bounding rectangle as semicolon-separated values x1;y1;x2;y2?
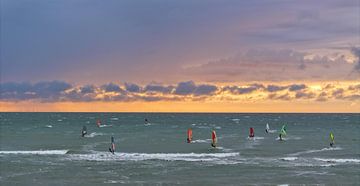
0;113;359;185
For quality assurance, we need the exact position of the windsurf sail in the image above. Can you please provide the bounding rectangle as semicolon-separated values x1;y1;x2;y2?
266;123;270;133
330;132;335;147
109;136;115;154
278;124;287;141
249;127;255;137
280;125;287;136
81;126;87;137
187;128;193;143
211;130;217;147
96;119;101;127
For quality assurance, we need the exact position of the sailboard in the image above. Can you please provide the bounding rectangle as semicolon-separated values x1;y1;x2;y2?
109;136;115;154
249;127;255;138
278;124;287;141
81;126;87;137
266;123;270;133
211;130;217;147
330;132;335;147
187;128;193;143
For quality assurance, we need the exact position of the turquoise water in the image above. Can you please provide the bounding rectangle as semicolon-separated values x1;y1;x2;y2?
0;113;359;185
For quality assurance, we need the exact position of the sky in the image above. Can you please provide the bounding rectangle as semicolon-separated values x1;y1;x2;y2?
1;0;359;112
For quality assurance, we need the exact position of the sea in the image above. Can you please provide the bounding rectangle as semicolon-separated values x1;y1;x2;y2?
0;113;359;185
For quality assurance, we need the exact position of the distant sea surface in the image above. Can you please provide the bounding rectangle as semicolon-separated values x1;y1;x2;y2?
1;113;359;185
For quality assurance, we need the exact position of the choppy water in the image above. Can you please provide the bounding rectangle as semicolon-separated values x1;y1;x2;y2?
0;113;359;185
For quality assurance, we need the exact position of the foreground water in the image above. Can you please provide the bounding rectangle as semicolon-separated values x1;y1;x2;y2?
0;113;359;185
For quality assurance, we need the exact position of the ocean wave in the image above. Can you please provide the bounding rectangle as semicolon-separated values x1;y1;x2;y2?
280;157;298;161
314;158;360;163
67;152;239;162
289;147;342;156
110;118;119;120
45;125;53;128
0;150;69;155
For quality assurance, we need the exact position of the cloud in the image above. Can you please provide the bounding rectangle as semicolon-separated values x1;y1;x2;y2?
266;85;288;92
144;84;173;94
193;84;218;96
124;83;141;93
288;84;306;91
0;81;71;101
223;84;264;94
184;48;359;82
101;83;122;93
1;80;360;103
174;81;197;95
351;47;360;72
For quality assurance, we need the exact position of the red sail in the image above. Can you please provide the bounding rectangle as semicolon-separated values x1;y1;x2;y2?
187;128;193;143
249;127;254;137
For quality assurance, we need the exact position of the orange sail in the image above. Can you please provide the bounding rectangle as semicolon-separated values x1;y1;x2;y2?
187;128;193;143
211;130;217;147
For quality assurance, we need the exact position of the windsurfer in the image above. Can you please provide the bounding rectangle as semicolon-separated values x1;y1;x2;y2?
109;136;115;154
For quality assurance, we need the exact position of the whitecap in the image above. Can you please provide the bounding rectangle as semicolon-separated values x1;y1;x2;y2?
0;150;68;155
85;132;104;138
192;139;212;143
280;157;298;161
99;124;113;128
68;152;239;162
45;125;53;128
289;147;342;156
314;158;360;163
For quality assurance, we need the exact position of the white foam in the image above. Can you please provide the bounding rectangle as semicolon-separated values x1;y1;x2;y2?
110;118;119;120
268;129;277;133
68;152;239;162
280;157;298;161
99;124;112;128
289;147;342;156
192;139;212;143
247;136;264;140
314;158;360;163
0;150;68;155
85;132;104;138
45;125;53;128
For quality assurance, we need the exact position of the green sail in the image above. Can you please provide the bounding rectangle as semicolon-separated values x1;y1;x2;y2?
330;132;334;142
280;125;287;136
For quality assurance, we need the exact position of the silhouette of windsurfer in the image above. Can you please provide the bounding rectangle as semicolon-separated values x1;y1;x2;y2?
109;136;115;154
81;126;87;137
